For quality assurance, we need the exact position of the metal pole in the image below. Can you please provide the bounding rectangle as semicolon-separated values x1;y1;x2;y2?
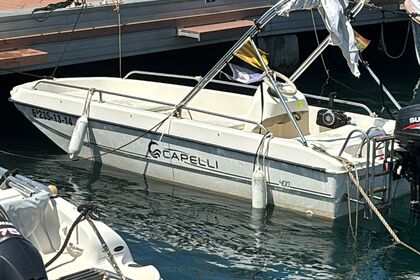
290;0;366;82
175;0;291;110
363;62;401;110
290;36;331;82
249;39;308;146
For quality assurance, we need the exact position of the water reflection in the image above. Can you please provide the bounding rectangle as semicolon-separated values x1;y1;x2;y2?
1;143;420;279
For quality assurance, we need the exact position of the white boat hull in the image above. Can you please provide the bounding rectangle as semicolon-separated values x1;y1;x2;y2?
12;96;410;219
0;168;161;280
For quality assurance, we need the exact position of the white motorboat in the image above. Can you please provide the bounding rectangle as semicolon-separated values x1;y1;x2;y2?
0;167;161;280
9;0;420;219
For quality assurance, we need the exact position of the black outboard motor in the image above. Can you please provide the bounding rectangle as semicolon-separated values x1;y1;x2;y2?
394;104;420;214
0;205;48;280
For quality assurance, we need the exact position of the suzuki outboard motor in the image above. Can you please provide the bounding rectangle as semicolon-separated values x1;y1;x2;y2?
394;104;420;214
0;205;47;280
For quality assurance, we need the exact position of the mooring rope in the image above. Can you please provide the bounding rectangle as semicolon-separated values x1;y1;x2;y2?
45;203;126;279
113;0;123;78
343;160;420;256
0;113;172;163
51;0;87;77
86;216;126;280
379;12;411;60
32;0;76;22
313;145;420;256
253;132;272;170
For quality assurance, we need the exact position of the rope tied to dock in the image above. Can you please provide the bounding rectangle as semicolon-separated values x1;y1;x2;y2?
313;144;420;256
32;0;80;22
379;11;411;60
113;0;123;77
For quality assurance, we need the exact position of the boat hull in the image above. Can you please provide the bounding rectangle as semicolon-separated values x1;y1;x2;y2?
13;103;410;219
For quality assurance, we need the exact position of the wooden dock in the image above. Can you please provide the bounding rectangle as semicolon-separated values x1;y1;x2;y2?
0;0;408;75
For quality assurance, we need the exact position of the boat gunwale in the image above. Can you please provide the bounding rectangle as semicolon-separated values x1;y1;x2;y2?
11;98;330;173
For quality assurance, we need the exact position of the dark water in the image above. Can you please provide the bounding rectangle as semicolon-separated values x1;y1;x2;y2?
1;22;420;279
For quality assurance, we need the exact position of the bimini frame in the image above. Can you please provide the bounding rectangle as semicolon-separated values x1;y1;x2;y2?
174;0;388;147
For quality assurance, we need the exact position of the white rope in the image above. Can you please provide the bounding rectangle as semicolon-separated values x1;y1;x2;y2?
82;88;95;116
313;145;420;256
343;161;420;256
113;0;122;77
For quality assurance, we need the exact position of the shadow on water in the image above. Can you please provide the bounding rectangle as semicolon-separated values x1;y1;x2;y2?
0;21;419;279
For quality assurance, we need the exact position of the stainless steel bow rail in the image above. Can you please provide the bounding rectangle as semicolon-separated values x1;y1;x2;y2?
123;70;259;90
124;71;376;116
32;79;269;134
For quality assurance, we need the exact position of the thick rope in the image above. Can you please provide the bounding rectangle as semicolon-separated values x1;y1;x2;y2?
113;0;123;77
379;16;411;60
51;0;87;77
0;113;172;163
45;212;86;268
313;145;420;256
342;161;420;256
86;217;125;279
32;0;75;22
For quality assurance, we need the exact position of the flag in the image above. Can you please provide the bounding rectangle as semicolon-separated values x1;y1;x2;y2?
234;39;269;70
225;63;265;84
354;31;371;52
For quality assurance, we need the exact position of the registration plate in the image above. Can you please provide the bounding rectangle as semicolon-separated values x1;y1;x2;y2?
31;108;75;126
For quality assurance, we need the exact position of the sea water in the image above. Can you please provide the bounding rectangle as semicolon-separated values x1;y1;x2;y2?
1;22;419;279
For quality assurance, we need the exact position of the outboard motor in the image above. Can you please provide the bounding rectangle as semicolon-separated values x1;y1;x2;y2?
0;205;47;280
394;104;420;214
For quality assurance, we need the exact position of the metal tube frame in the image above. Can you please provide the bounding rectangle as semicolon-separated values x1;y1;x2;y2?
290;36;331;82
304;93;374;116
289;1;401;113
32;80;268;133
248;39;308;146
362;61;401;110
0;167;50;196
124;70;259;90
175;0;291;110
337;129;371;217
290;0;366;82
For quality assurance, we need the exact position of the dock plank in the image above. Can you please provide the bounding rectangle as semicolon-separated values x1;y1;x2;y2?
0;6;269;51
178;20;254;41
0;48;48;69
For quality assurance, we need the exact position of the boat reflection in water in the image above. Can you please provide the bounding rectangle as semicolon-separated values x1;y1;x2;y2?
37;159;418;280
